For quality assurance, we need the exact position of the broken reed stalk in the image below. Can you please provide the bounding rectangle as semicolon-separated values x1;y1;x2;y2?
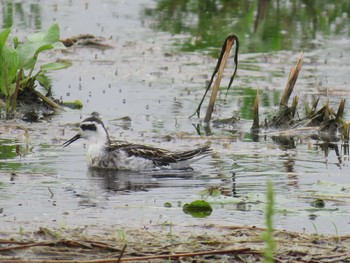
279;53;304;107
33;90;65;111
204;36;235;123
336;98;345;122
291;95;299;117
190;34;239;121
344;122;350;142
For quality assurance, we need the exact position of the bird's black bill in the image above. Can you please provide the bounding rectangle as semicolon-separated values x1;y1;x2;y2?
62;134;81;148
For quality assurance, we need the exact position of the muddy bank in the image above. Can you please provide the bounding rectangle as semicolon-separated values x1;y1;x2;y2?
1;224;350;262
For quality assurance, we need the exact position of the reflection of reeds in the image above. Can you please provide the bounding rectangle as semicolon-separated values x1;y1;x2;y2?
191;35;239;123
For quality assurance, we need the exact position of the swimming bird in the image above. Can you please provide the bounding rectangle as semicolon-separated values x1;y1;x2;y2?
62;116;211;170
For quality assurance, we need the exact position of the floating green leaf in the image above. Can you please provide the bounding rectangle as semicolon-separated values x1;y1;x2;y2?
310;199;326;208
164;202;172;208
62;100;83;109
183;200;213;218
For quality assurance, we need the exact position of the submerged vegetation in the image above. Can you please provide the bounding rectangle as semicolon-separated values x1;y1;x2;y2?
0;23;71;118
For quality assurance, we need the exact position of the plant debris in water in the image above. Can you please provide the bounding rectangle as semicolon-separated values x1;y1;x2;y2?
61;34;114;49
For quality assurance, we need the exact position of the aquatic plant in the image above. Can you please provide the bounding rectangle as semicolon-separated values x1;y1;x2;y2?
0;23;71;116
183;200;213;218
252;54;348;144
261;180;276;263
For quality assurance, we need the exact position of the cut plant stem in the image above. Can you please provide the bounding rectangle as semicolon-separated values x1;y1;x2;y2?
204;36;236;123
279;53;303;107
190;34;239;120
33;90;65;111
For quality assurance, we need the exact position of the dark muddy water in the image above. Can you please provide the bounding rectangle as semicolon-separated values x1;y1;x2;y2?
1;1;350;235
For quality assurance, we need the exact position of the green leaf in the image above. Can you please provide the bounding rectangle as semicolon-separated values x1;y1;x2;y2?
16;23;66;70
41;60;72;71
0;45;19;96
36;73;52;91
52;41;66;49
17;43;54;69
27;23;60;43
13;36;19;48
0;28;11;51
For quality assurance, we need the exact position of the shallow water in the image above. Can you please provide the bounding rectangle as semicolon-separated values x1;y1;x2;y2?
1;0;350;236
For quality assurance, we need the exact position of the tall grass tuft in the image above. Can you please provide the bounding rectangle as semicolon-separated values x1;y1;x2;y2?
261;180;276;263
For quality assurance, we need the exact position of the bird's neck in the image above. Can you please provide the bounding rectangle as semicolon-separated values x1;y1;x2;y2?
86;132;110;157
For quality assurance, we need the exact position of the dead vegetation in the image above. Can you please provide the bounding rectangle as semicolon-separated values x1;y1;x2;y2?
1;225;350;262
61;34;114;49
192;35;349;144
252;54;348;144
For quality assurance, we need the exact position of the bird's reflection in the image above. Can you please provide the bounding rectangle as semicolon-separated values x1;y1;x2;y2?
86;168;195;193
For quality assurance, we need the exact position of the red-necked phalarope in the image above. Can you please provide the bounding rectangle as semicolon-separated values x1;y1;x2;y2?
62;116;211;170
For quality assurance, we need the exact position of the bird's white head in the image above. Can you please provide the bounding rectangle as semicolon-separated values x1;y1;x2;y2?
62;116;110;148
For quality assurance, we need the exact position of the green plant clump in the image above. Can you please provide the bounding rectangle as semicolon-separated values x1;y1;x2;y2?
0;23;72;116
183;200;213;218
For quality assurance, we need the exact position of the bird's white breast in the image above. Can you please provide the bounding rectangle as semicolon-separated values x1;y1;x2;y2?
87;145;155;170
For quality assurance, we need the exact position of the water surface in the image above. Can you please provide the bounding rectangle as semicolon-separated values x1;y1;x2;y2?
1;0;350;235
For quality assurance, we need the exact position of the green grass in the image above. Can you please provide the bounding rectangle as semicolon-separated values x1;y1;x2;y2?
261;180;276;263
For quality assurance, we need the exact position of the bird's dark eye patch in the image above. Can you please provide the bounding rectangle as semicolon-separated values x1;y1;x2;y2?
80;124;97;131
